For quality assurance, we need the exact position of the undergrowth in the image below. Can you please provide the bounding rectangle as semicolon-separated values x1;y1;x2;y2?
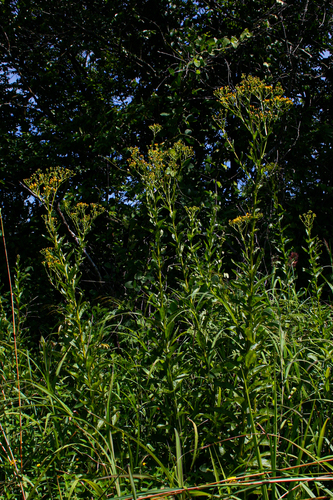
1;76;332;499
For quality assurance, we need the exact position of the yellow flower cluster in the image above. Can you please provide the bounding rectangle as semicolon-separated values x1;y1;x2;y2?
129;140;193;190
41;247;61;269
229;212;252;226
299;210;316;230
24;167;72;204
65;200;105;238
229;211;263;228
215;74;293;128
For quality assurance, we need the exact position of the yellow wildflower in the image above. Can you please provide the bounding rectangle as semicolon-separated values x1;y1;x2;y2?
229;212;252;226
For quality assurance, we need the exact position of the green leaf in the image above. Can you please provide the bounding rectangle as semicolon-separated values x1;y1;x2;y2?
245;350;257;368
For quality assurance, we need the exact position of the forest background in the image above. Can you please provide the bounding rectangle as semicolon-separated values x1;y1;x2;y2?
1;0;333;498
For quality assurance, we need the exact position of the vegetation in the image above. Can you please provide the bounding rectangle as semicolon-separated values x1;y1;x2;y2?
1;0;332;315
1;76;333;499
1;1;333;497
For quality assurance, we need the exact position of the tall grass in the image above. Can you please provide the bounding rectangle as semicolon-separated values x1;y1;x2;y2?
1;76;332;499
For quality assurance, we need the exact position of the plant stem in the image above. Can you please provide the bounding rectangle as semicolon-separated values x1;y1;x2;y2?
0;210;24;480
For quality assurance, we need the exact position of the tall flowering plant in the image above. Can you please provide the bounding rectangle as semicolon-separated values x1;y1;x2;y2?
211;77;293;496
